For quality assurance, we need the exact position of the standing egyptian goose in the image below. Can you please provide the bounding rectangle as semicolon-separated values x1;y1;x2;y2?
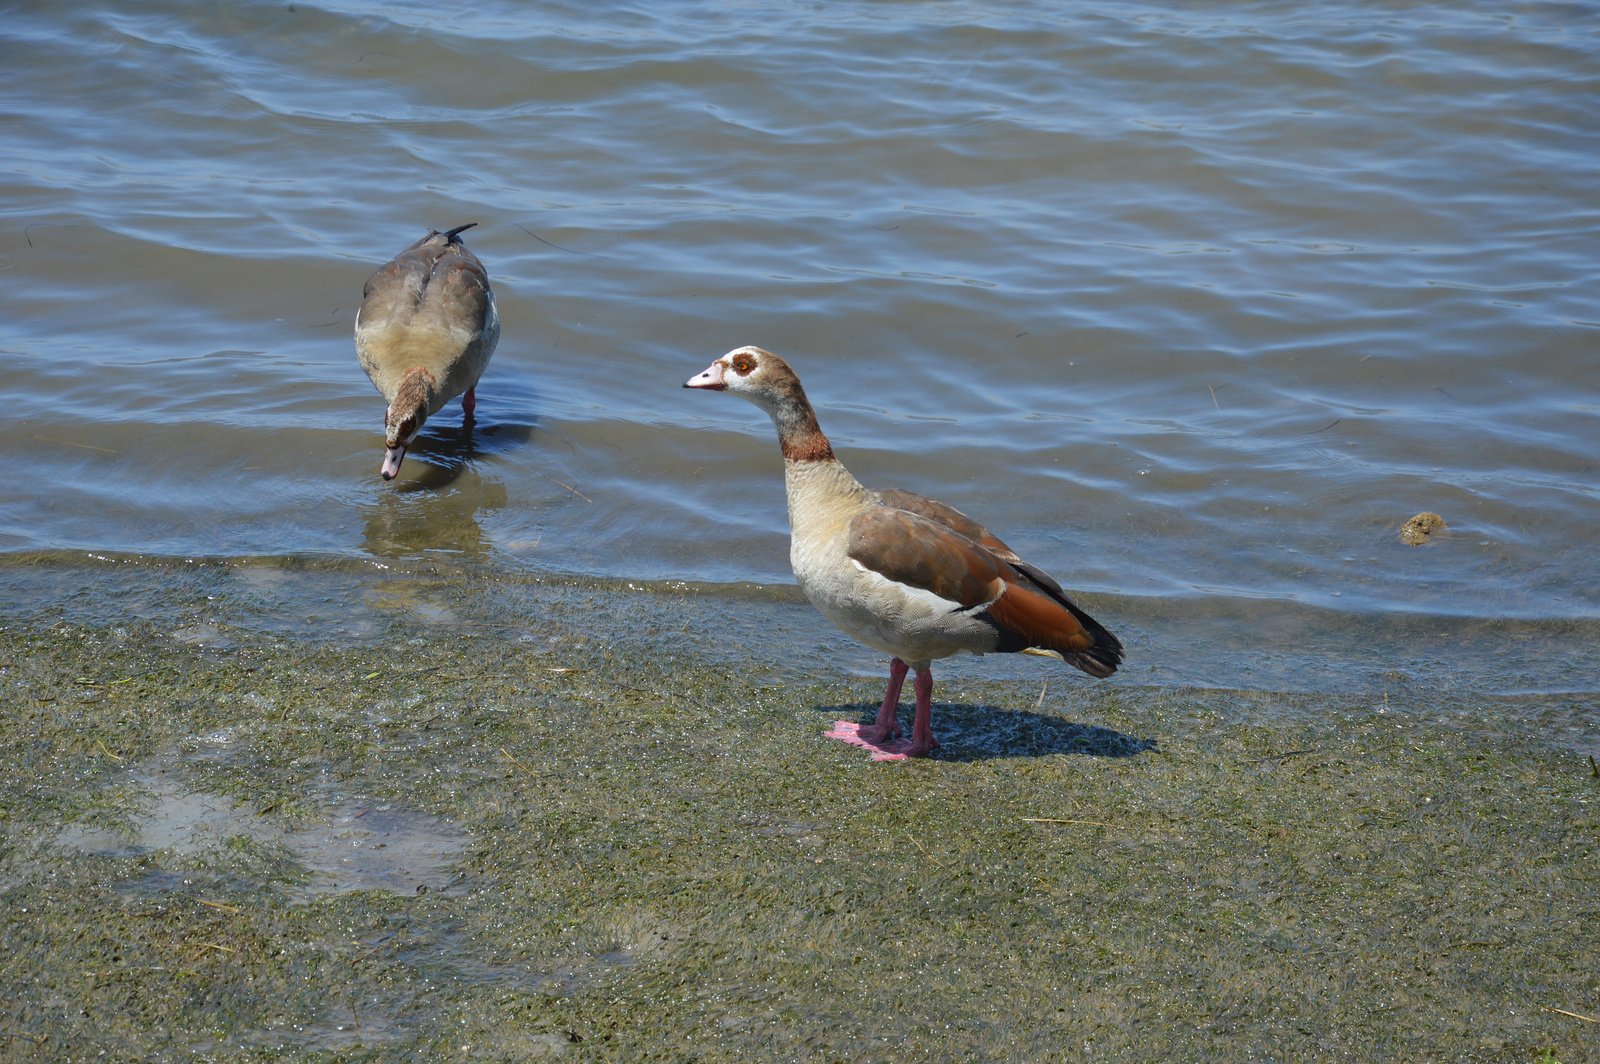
355;223;500;480
685;346;1122;761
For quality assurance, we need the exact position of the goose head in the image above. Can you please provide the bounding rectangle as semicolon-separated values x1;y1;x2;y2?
685;346;834;463
381;367;435;480
684;345;793;405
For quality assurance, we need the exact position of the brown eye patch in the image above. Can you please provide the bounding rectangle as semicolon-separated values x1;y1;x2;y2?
731;354;757;375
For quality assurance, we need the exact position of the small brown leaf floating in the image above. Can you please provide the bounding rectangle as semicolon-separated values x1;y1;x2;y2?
1400;512;1445;545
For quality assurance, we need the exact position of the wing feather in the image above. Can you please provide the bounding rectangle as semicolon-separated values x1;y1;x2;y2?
873;489;1019;562
857;492;1124;677
847;507;1003;610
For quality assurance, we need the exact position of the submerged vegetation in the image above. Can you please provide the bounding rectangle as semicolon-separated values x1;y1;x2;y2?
0;565;1595;1061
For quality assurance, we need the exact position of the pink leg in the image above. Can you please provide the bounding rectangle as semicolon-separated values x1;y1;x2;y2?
461;387;477;420
825;659;939;760
902;667;939;758
825;658;907;749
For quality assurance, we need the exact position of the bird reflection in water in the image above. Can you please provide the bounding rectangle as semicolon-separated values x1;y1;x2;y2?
360;419;535;559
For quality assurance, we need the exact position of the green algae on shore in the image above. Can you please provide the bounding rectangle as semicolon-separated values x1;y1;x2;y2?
0;577;1597;1061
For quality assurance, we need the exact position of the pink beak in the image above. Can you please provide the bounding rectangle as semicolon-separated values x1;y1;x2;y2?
381;444;406;480
683;361;726;390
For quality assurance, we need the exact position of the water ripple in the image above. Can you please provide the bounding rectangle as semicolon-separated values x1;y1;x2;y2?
0;0;1595;634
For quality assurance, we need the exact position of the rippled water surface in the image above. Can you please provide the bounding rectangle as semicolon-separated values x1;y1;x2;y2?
2;1;1597;683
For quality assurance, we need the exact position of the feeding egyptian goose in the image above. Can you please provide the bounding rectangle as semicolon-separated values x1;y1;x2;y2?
355;223;500;480
685;346;1122;761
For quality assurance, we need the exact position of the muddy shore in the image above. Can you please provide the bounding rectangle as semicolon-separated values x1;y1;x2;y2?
1;562;1596;1062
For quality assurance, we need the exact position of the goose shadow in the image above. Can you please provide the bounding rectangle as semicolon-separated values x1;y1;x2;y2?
397;416;538;492
811;702;1159;762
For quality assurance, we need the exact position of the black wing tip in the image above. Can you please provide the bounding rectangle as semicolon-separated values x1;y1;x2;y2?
1044;591;1122;678
1050;601;1123;678
1065;642;1123;679
401;223;479;256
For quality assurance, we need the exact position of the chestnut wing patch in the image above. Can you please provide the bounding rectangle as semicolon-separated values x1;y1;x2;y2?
847;508;1006;610
984;583;1097;657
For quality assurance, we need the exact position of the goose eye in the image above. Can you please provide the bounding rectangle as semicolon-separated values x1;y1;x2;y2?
732;355;756;375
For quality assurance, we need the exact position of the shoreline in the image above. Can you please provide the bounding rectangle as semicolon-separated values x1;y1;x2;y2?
3;552;1598;703
1;567;1596;1060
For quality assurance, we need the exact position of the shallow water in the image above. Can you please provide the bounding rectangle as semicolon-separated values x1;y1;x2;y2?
2;2;1596;666
6;555;1599;710
58;751;466;898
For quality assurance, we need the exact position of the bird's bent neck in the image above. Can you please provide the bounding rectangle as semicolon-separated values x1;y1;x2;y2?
767;395;834;463
392;366;438;417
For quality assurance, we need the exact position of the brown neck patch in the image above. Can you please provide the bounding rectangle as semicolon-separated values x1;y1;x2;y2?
773;398;834;462
762;357;834;462
781;430;835;462
391;366;437;418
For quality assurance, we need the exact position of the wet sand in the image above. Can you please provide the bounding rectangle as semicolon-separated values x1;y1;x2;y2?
1;568;1596;1061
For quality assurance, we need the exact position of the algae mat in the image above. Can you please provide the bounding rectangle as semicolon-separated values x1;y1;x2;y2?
1;571;1597;1062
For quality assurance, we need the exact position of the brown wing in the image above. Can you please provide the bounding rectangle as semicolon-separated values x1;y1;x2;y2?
427;240;493;333
847;507;1006;610
875;488;1084;601
360;243;432;328
873;489;1020;562
361;228;491;333
863;493;1124;677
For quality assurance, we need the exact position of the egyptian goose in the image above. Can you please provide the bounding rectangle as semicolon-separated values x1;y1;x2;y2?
685;346;1122;760
355;223;500;480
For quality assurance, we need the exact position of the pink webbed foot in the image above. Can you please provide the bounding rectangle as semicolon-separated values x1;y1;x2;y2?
825;657;920;759
825;719;908;759
824;662;940;761
835;731;937;761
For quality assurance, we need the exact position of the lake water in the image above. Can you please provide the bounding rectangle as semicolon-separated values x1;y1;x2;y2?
2;0;1596;695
